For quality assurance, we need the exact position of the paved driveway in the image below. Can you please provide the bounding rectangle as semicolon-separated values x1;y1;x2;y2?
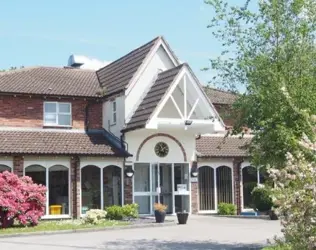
0;216;282;250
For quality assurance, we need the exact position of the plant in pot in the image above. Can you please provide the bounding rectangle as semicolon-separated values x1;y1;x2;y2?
251;185;273;215
154;203;167;223
177;210;189;225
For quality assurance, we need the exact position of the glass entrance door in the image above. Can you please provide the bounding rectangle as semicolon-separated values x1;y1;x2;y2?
152;163;173;214
133;163;190;215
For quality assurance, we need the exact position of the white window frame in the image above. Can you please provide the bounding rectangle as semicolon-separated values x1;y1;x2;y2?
112;101;117;125
43;102;72;127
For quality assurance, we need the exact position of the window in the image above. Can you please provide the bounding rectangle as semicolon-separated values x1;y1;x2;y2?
44;102;71;126
112;101;117;124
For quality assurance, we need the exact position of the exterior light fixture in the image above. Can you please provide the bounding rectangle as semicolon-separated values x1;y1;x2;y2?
124;165;134;178
191;163;198;177
185;120;193;126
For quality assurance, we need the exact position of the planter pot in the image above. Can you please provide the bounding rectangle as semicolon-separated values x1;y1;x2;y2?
269;210;278;220
154;210;166;223
177;212;189;225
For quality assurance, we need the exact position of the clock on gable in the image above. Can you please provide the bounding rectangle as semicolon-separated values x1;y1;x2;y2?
154;142;169;157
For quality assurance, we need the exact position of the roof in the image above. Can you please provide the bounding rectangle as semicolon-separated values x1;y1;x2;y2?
0;129;130;156
96;37;159;96
196;135;252;157
0;67;100;97
203;86;238;105
123;64;184;131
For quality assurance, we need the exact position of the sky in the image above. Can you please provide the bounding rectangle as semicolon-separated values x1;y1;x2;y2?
0;0;245;85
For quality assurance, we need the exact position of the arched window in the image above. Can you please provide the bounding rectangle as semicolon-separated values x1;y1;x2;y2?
0;164;11;173
103;166;122;208
216;166;233;204
198;166;215;211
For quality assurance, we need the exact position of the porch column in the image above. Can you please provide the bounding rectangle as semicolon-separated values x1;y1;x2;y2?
71;156;80;219
124;176;133;204
233;158;242;215
13;155;24;177
191;161;199;213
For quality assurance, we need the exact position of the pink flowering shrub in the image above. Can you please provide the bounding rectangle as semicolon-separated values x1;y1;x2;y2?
0;171;46;228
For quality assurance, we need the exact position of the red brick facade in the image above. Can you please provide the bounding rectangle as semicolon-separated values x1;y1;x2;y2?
0;95;102;129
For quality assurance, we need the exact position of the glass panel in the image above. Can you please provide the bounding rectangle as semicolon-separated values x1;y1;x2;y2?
25;165;46;185
134;163;150;192
151;163;158;193
49;165;69;215
216;166;233;204
0;165;11;173
198;166;215;211
174;163;189;191
58;114;71;126
59;103;71;113
158;164;173;214
134;196;150;214
45;102;56;113
81;165;101;214
242;166;257;209
44;113;57;124
103;166;122;208
175;195;190;213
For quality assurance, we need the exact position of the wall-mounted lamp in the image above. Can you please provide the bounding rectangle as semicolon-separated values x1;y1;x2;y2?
191;163;198;177
185;120;193;126
124;165;134;178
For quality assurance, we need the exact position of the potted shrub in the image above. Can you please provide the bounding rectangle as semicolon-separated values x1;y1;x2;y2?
154;203;167;223
217;203;237;215
251;185;273;215
176;210;189;225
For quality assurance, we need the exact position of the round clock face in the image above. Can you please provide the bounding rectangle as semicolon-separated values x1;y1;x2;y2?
154;142;169;157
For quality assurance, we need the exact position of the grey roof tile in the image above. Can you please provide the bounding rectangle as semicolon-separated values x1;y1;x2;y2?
96;37;159;96
123;64;185;131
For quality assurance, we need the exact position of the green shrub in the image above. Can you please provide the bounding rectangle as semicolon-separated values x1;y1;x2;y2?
122;203;139;218
106;203;139;220
251;186;273;212
217;203;236;215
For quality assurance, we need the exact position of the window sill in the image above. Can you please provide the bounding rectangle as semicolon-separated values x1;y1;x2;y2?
110;123;116;127
42;215;71;220
43;125;73;129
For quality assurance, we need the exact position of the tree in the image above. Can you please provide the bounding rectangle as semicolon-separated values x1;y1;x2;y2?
0;171;46;228
204;0;316;167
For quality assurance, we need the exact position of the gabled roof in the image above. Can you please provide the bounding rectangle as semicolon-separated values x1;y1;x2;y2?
0;129;131;156
96;37;160;96
123;64;185;131
0;67;100;97
196;135;251;157
203;86;238;105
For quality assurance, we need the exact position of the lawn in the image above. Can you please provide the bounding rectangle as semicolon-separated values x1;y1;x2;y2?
0;219;129;235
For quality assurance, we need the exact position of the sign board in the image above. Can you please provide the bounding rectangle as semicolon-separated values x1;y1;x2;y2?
190;177;198;183
177;184;187;194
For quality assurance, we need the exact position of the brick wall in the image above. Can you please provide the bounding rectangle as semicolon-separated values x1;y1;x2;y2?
191;161;199;214
70;156;81;219
0;95;103;129
13;155;23;177
233;158;242;215
124;177;133;204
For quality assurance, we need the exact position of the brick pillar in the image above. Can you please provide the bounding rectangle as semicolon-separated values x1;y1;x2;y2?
124;176;133;204
13;155;23;177
71;156;80;219
191;161;199;213
233;158;242;215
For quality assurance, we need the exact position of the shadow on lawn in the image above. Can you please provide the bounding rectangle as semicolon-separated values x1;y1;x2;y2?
0;239;266;250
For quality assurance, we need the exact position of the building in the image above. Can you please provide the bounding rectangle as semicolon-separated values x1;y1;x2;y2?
0;36;262;218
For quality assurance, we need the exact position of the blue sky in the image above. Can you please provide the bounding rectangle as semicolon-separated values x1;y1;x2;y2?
0;0;245;85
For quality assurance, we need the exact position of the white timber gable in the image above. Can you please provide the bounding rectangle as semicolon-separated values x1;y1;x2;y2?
146;65;225;134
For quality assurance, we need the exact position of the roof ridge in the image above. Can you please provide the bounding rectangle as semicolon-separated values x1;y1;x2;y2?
203;85;237;95
0;66;41;76
96;36;160;73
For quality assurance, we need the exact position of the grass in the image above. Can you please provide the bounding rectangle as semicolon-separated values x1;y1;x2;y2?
0;219;129;235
